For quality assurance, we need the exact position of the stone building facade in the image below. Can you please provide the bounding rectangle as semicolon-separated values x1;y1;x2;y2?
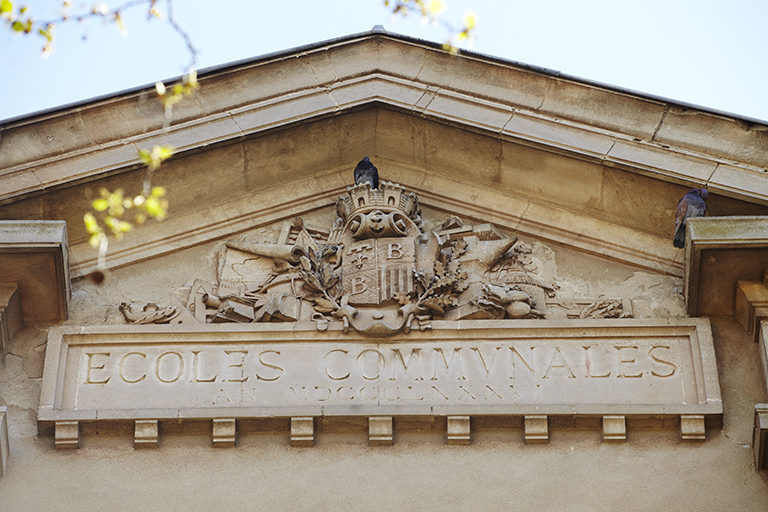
1;28;768;510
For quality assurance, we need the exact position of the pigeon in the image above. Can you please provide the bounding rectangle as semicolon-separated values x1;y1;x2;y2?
354;157;379;189
673;188;708;248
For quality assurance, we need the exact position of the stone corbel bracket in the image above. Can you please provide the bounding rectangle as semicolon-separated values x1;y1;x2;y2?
735;276;768;343
0;407;8;479
0;284;22;351
0;221;70;340
755;404;768;470
685;216;768;318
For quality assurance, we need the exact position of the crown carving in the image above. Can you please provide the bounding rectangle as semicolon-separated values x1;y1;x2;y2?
336;180;419;223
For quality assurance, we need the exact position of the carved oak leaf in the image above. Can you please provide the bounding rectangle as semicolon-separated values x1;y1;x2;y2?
421;295;455;315
447;259;461;274
454;280;469;292
394;292;412;306
434;274;457;290
434;260;446;277
453;239;468;257
416;268;434;288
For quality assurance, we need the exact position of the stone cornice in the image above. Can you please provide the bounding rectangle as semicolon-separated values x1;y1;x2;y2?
69;165;681;279
684;216;768;316
2;35;768;208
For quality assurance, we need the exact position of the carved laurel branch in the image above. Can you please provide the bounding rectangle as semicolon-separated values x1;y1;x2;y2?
295;244;343;314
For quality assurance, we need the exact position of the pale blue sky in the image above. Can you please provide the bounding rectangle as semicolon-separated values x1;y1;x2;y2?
1;0;767;122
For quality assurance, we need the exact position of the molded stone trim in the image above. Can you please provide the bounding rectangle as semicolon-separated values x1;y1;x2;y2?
0;221;70;322
685;216;768;317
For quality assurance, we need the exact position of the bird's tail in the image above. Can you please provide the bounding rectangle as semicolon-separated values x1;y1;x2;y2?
673;226;686;248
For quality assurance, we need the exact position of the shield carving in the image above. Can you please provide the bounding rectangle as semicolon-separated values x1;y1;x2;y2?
342;237;415;305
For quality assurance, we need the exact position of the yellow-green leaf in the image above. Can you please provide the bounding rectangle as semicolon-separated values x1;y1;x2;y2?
462;11;478;30
84;212;101;234
92;198;108;211
427;0;445;15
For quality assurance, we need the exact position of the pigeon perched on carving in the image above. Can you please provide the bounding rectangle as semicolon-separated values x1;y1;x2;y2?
354;157;379;189
673;188;708;248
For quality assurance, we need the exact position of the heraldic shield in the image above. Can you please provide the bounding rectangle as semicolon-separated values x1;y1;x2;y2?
342;237;416;306
121;167;634;337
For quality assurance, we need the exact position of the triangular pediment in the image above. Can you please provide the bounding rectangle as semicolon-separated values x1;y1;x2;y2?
2;30;768;280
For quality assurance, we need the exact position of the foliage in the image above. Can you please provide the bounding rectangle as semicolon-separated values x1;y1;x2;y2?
0;0;195;64
397;238;468;314
3;0;479;276
384;0;477;52
297;245;343;312
84;185;168;247
155;70;199;117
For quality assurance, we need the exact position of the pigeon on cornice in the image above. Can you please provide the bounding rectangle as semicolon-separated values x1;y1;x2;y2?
673;188;708;248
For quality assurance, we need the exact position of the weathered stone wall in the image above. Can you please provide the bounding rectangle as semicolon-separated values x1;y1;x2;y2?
1;217;767;510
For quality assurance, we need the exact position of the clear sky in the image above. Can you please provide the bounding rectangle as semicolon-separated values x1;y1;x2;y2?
1;0;767;122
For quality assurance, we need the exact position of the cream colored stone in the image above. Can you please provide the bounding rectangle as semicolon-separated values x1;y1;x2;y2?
0;111;92;169
290;417;314;447
369;417;393;446
38;319;722;427
447;416;470;445
0;170;42;200
0;284;21;350
76;92;166;144
606;141;717;183
134;420;158;449
329;76;426;111
415;46;550;111
500;139;605;211
213;418;236;448
501;112;616;158
735;281;768;342
137;115;243;156
25;105;766;283
602;415;626;443
4;33;768;221
524;415;548;444
680;415;706;442
709;163;768;204
0;407;8;478
54;421;78;450
754;404;768;470
539;81;667;140
423;90;513;132
655;107;768;169
685;216;768;316
0;221;70;322
28;143;140;190
231;89;338;134
4;28;768;511
195;57;319;116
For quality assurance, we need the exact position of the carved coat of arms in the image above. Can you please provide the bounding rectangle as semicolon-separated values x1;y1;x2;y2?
120;164;631;333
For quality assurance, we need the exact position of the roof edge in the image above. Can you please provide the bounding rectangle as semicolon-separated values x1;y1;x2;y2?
2;27;767;128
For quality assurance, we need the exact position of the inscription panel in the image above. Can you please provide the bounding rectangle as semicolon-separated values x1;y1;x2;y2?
39;319;722;422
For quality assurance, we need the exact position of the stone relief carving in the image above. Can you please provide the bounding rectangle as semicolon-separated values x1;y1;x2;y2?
119;174;632;333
